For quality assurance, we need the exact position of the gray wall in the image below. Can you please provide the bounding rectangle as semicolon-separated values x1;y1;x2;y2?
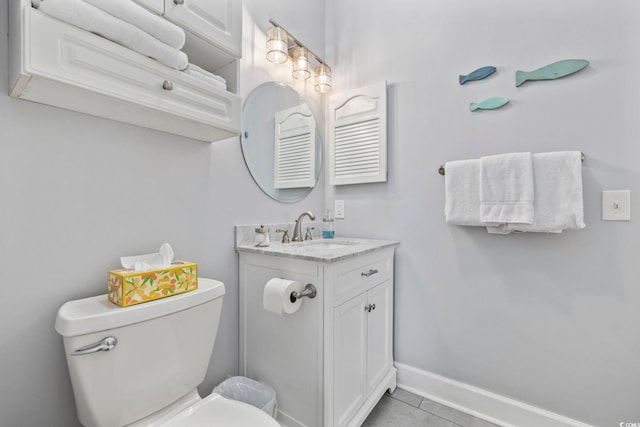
0;1;325;426
326;1;640;426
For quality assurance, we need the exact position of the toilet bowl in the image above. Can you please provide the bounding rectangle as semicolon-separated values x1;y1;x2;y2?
139;391;279;427
126;389;280;427
55;278;279;427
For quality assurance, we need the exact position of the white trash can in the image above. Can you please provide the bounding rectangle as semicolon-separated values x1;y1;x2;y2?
213;376;278;419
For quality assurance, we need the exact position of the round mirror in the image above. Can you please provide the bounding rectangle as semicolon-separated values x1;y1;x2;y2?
241;82;322;203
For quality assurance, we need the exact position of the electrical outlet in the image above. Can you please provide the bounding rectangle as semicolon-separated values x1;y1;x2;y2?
335;200;345;219
602;190;631;221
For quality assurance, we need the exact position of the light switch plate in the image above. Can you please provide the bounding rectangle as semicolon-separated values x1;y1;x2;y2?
602;190;631;221
335;200;345;219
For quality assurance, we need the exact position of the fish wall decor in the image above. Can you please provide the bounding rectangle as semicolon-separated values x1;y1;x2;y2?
469;97;510;112
515;59;589;87
459;66;497;85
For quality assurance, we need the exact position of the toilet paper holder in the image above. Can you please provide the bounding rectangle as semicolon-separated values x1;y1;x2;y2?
289;284;317;303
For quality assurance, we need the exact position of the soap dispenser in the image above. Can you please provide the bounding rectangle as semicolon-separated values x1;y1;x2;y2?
254;225;271;247
322;209;335;239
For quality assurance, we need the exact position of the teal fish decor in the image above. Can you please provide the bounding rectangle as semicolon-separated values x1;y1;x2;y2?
469;97;510;112
515;59;589;87
459;66;497;85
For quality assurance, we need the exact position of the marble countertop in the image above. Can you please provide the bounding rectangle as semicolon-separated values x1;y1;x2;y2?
235;237;399;263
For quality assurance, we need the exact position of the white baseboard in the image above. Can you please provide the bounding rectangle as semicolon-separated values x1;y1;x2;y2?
395;363;593;427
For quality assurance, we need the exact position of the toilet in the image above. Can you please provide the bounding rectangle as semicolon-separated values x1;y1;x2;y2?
55;278;280;427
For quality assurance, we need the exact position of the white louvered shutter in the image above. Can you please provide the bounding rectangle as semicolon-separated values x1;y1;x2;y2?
329;81;387;185
274;104;317;189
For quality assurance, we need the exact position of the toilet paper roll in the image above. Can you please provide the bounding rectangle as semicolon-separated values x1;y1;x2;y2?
263;278;304;315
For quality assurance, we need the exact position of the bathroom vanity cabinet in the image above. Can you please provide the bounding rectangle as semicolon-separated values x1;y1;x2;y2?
238;238;398;427
9;0;241;142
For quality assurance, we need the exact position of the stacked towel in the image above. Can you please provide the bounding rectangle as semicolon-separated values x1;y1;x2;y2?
444;151;585;234
184;64;227;90
32;0;188;70
82;0;186;49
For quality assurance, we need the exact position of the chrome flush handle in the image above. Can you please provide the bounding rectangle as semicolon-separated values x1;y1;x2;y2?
70;336;117;356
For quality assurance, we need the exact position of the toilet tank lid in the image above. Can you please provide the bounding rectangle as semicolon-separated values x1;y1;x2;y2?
55;278;225;337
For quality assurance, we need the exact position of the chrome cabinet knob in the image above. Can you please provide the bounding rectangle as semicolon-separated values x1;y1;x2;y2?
174;0;184;5
162;80;174;91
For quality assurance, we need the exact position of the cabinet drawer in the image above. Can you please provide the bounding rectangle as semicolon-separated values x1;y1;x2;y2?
333;251;393;306
21;9;240;141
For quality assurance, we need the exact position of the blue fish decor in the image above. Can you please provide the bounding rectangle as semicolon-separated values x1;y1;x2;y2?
515;59;589;87
469;97;510;112
459;66;497;85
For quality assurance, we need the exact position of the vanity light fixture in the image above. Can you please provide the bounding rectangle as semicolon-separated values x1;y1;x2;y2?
314;64;332;93
266;26;288;64
266;19;333;93
292;46;311;80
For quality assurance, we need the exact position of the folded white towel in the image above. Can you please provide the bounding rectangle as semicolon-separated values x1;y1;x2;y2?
480;152;534;224
82;0;186;49
444;159;484;226
32;0;188;70
498;151;585;233
183;64;227;90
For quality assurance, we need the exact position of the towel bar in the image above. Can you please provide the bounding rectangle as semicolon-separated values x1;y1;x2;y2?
438;152;585;176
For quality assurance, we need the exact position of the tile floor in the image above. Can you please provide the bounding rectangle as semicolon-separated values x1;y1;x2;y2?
362;388;500;427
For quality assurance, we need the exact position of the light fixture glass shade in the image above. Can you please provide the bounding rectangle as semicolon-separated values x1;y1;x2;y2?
292;47;311;80
266;26;288;64
314;64;332;93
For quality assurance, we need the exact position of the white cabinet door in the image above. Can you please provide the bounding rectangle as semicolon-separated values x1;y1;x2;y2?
333;293;367;427
164;0;241;58
366;281;393;392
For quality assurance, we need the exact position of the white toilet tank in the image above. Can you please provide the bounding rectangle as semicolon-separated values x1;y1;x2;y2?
55;278;225;427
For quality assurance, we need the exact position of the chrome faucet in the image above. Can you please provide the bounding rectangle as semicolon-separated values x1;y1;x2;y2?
292;211;316;241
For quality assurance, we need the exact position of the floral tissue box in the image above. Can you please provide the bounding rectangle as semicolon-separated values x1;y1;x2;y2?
108;261;198;307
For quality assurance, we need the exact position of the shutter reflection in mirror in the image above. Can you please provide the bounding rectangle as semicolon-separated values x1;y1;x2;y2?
274;104;317;189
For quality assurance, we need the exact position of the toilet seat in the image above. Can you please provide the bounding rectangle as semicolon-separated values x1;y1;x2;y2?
161;393;280;427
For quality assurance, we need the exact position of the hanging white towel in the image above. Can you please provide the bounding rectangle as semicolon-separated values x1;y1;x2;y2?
444;159;484;226
82;0;186;49
32;0;189;70
497;151;585;233
480;152;534;224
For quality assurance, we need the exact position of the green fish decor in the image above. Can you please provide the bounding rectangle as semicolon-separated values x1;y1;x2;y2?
469;97;510;112
515;59;589;87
